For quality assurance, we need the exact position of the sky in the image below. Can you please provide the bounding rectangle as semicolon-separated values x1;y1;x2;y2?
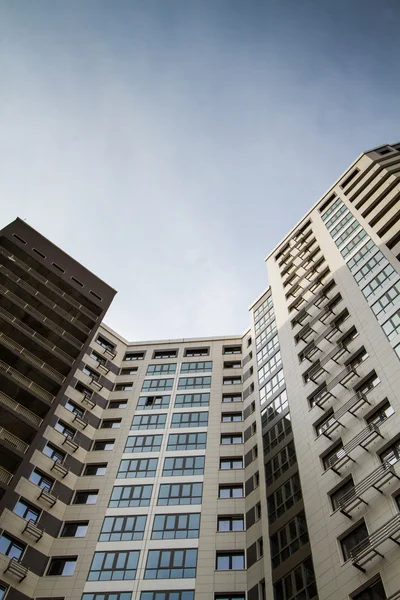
1;0;399;341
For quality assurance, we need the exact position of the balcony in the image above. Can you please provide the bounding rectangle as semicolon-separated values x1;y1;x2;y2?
309;362;360;409
291;279;336;325
38;486;57;507
0;331;65;385
72;413;88;429
97;361;110;375
4;556;29;581
98;344;116;360
61;434;79;453
0;390;43;428
295;294;343;344
89;376;103;392
0;427;28;454
50;458;69;478
0;359;55;403
281;237;317;277
325;424;384;475
23;518;44;542
316;392;372;440
283;247;321;287
350;513;400;572
337;460;400;518
286;256;326;299
0;466;13;486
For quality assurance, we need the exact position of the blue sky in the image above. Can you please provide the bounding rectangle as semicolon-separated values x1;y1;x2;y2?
1;0;399;340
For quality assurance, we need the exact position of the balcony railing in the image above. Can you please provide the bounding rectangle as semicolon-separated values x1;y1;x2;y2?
309;363;360;409
337;460;400;518
72;413;88;429
4;556;29;581
0;465;13;485
281;237;317;277
38;486;57;506
61;435;79;453
80;392;96;410
387;591;400;600
295;294;343;344
0;426;28;453
0;282;83;350
291;279;336;325
286;256;326;298
316;392;371;440
0;359;55;403
0;390;43;427
0;331;65;384
283;247;322;287
0;245;99;322
325;424;384;475
23;518;44;542
50;459;69;478
350;513;400;572
99;345;116;360
0;304;74;366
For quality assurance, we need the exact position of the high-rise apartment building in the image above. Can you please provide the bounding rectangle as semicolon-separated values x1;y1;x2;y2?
0;141;399;600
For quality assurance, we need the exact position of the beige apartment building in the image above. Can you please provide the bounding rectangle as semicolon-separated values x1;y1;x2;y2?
0;141;399;600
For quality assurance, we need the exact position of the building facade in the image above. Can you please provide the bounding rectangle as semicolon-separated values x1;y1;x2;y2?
0;141;400;600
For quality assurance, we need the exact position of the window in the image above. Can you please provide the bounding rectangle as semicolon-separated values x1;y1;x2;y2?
83;593;131;600
222;394;242;403
356;372;380;395
108;399;128;409
61;522;88;538
267;474;302;524
141;593;194;600
175;393;210;408
219;484;243;498
115;382;133;391
256;321;277;349
54;420;76;439
144;549;197;579
0;584;8;600
47;557;77;576
321;196;342;221
82;365;100;380
265;441;296;485
220;457;243;470
83;463;107;476
43;443;65;463
153;349;178;359
380;438;400;465
171;412;209;428
257;334;279;365
131;414;166;429
362;265;396;299
124;351;145;361
120;367;138;375
163;455;205;476
371;280;400;318
260;369;285;403
330;478;355;511
366;401;394;426
315;412;337;437
352;579;387;600
216;552;245;570
329;211;353;238
396;343;400;359
29;469;54;491
261;389;288;423
340;168;359;188
99;516;147;541
254;294;273;319
341;230;368;259
222;412;242;422
109;485;153;508
92;439;115;451
73;490;98;505
223;346;242;355
101;419;121;429
274;557;317;600
142;379;174;391
223;376;241;385
125;435;163;453
117;458;158;479
255;306;275;333
14;499;40;523
270;512;309;568
258;351;282;385
137;395;170;409
88;551;139;581
322;442;343;470
215;595;245;600
354;251;386;283
347;239;376;273
217;516;244;531
382;309;400;341
96;336;115;352
181;361;212;373
65;399;84;418
167;432;207;451
263;416;292;453
221;434;242;445
158;482;203;506
147;364;176;375
341;522;369;561
324;201;347;227
184;348;209;357
224;361;241;368
90;350;107;365
0;533;25;560
151;513;200;539
178;376;211;389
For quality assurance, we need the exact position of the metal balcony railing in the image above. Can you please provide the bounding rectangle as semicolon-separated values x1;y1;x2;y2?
337;460;400;518
0;359;55;403
325;424;384;475
38;486;57;506
0;465;13;485
0;331;65;384
23;518;44;542
291;279;336;325
283;247;321;287
80;392;96;409
50;458;69;478
0;282;83;350
0;426;28;453
0;245;99;322
316;392;371;440
0;304;74;365
281;237;317;277
61;434;79;453
97;361;110;375
4;556;29;581
286;256;326;298
309;363;360;409
295;294;343;344
72;413;88;429
0;390;43;427
350;513;400;572
99;344;116;360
